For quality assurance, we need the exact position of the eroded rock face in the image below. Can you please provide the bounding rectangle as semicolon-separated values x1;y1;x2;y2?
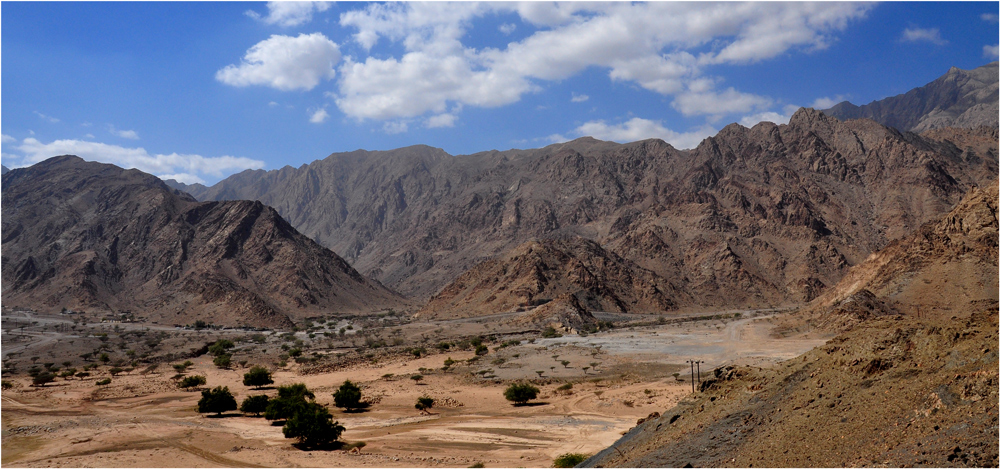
188;107;997;314
1;156;407;327
824;62;999;132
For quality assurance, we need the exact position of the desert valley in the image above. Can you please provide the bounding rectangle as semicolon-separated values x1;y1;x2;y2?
2;11;998;468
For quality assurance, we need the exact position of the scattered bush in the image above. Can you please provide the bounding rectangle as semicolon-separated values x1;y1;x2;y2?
208;339;235;356
96;378;112;386
410;375;424;384
553;453;589;468
475;344;489;356
240;395;270;416
415;396;434;413
213;354;232;369
198;386;237;416
243;366;274;389
32;372;56;387
504;383;540;405
556;383;573;392
333;380;365;412
541;327;561;339
282;401;345;448
178;375;207;389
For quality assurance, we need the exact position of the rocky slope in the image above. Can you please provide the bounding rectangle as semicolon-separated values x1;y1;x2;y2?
188;107;997;316
583;182;1000;467
583;311;998;467
824;62;998;132
812;181;998;321
416;236;683;320
1;156;407;328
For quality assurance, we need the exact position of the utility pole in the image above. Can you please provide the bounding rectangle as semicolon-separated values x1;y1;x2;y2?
686;360;695;393
695;360;703;388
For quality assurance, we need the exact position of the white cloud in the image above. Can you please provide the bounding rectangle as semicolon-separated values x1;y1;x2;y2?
981;13;999;22
268;101;280;107
1;134;16;144
330;2;869;125
15;138;265;184
108;125;139;140
34;111;60;123
570;117;717;149
739;105;800;127
985;44;1000;59
246;1;330;27
901;27;947;45
216;33;340;91
425;113;456;128
671;87;772;118
499;23;517;35
811;95;847;109
309;108;330;124
382;121;409;134
84;133;96;139
571;93;589;103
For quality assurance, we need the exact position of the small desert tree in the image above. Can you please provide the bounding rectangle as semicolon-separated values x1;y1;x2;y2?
240;395;270;417
265;383;315;421
198;386;237;416
282;401;345;448
213;354;232;369
410;374;424;384
504;383;540;405
243;366;274;389
333;380;364;412
32;372;56;387
415;396;434;414
208;339;234;356
178;375;207;389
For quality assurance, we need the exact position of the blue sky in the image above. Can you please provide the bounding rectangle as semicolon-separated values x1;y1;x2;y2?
2;2;998;184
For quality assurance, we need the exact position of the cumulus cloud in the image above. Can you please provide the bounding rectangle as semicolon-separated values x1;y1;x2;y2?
671;87;772;118
382;121;409;134
246;1;330;27
309;108;330;124
327;2;869;127
499;23;517;35
425;113;457;128
216;33;340;91
739;105;801;127
34;111;60;123
571;93;589;103
15;138;264;184
569;117;717;149
985;44;999;59
811;95;847;109
901;27;947;45
1;134;16;144
108;125;140;140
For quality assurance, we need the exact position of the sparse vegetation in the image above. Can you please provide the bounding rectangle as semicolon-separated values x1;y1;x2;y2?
178;375;207;389
96;378;112;386
333;380;365;412
504;383;540;405
553;452;589;467
198;386;237;416
415;396;434;413
243;366;274;389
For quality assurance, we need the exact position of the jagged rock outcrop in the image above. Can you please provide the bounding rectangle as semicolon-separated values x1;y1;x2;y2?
824;61;998;132
1;156;407;327
187;90;996;311
811;180;998;318
416;236;681;320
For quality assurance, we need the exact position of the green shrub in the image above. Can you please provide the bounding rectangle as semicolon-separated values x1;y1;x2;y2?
96;378;111;386
178;375;207;389
198;386;237;415
553;453;589;468
213;354;232;369
243;366;274;389
504;383;539;405
333;380;364;411
282;401;345;448
240;395;270;416
415;396;434;413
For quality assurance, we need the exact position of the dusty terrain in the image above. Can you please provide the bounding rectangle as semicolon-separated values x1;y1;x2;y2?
1;309;825;468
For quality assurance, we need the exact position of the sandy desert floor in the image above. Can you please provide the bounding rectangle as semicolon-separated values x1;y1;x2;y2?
2;313;828;468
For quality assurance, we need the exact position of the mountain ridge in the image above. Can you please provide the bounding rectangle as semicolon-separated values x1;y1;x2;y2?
1;156;408;327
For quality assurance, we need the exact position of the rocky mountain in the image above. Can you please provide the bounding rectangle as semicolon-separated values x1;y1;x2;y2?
188;108;997;315
810;180;998;328
583;182;1000;467
1;156;407;328
823;61;998;132
1;165;9;175
416;236;683;320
